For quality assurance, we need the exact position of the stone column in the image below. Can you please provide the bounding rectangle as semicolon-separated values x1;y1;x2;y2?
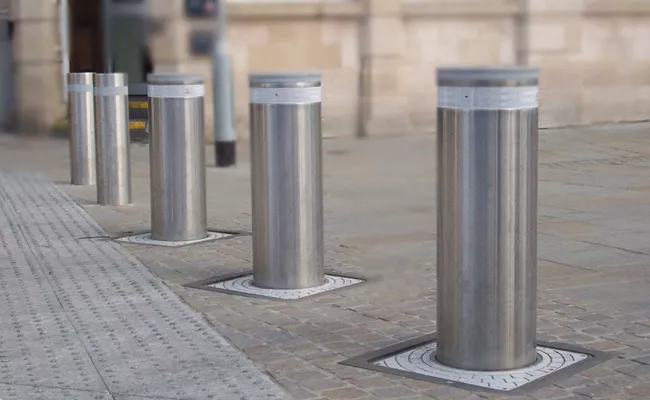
359;0;408;137
12;0;64;134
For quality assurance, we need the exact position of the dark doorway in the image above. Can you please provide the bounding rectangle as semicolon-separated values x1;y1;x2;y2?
69;0;103;73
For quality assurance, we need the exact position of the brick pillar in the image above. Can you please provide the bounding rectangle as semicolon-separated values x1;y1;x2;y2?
359;0;408;137
12;0;64;134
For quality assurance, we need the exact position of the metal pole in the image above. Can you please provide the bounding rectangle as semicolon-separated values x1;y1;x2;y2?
249;73;324;289
94;73;131;205
101;0;113;72
212;0;236;167
515;0;530;66
148;74;207;241
436;67;539;371
58;0;70;103
68;73;96;185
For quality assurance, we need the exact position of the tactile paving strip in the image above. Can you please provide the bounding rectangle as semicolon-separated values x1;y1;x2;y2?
0;173;287;399
115;231;233;247
374;342;587;391
207;273;364;300
0;383;112;400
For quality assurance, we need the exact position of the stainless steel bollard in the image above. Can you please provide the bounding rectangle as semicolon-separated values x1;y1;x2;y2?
68;72;96;185
148;74;207;242
436;67;539;371
94;73;132;206
249;73;324;289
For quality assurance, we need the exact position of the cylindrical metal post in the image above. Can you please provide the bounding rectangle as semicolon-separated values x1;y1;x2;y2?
212;0;236;167
249;73;324;290
68;72;96;185
94;73;131;206
148;74;207;242
436;67;539;371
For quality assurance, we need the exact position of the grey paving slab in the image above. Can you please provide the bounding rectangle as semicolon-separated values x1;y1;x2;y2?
0;192;107;392
3;123;650;399
0;173;287;400
0;384;111;400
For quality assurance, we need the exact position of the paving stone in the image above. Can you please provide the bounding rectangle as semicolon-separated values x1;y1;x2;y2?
348;377;398;389
423;385;473;398
531;386;580;399
0;174;288;400
0;385;113;400
616;363;650;379
320;387;369;399
626;324;650;337
6;124;650;399
559;334;598;344
300;378;349;391
625;383;650;396
573;383;619;398
635;355;650;365
371;386;418;398
555;376;596;389
576;314;614;323
272;378;318;400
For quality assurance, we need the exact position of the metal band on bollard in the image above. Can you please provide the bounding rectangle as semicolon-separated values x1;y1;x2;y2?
68;72;96;186
436;67;539;371
147;74;207;242
249;73;325;290
93;73;132;206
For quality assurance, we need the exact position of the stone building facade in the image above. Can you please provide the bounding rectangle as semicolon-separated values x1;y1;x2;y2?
7;0;650;138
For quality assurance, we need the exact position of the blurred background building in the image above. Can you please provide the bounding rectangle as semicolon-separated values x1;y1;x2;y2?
2;0;650;138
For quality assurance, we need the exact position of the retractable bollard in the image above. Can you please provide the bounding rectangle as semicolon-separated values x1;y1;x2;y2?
436;67;539;371
249;73;325;289
148;74;207;242
94;73;132;206
68;73;96;185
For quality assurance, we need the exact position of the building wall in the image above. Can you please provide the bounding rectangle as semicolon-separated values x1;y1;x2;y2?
9;0;650;137
149;0;362;139
11;0;65;134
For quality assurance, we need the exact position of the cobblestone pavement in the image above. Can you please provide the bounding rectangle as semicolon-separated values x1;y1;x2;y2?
1;122;650;399
0;172;288;399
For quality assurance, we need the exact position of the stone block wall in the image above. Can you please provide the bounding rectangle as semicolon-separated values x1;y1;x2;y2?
11;0;65;134
8;0;650;136
149;0;362;139
529;0;650;127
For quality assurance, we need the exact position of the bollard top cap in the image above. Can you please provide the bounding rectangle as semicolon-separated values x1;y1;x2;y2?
147;74;204;85
94;73;127;87
437;66;539;87
249;73;321;88
67;72;94;85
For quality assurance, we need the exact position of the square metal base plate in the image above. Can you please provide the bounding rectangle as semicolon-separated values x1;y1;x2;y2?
186;273;364;300
341;334;612;394
115;231;234;247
